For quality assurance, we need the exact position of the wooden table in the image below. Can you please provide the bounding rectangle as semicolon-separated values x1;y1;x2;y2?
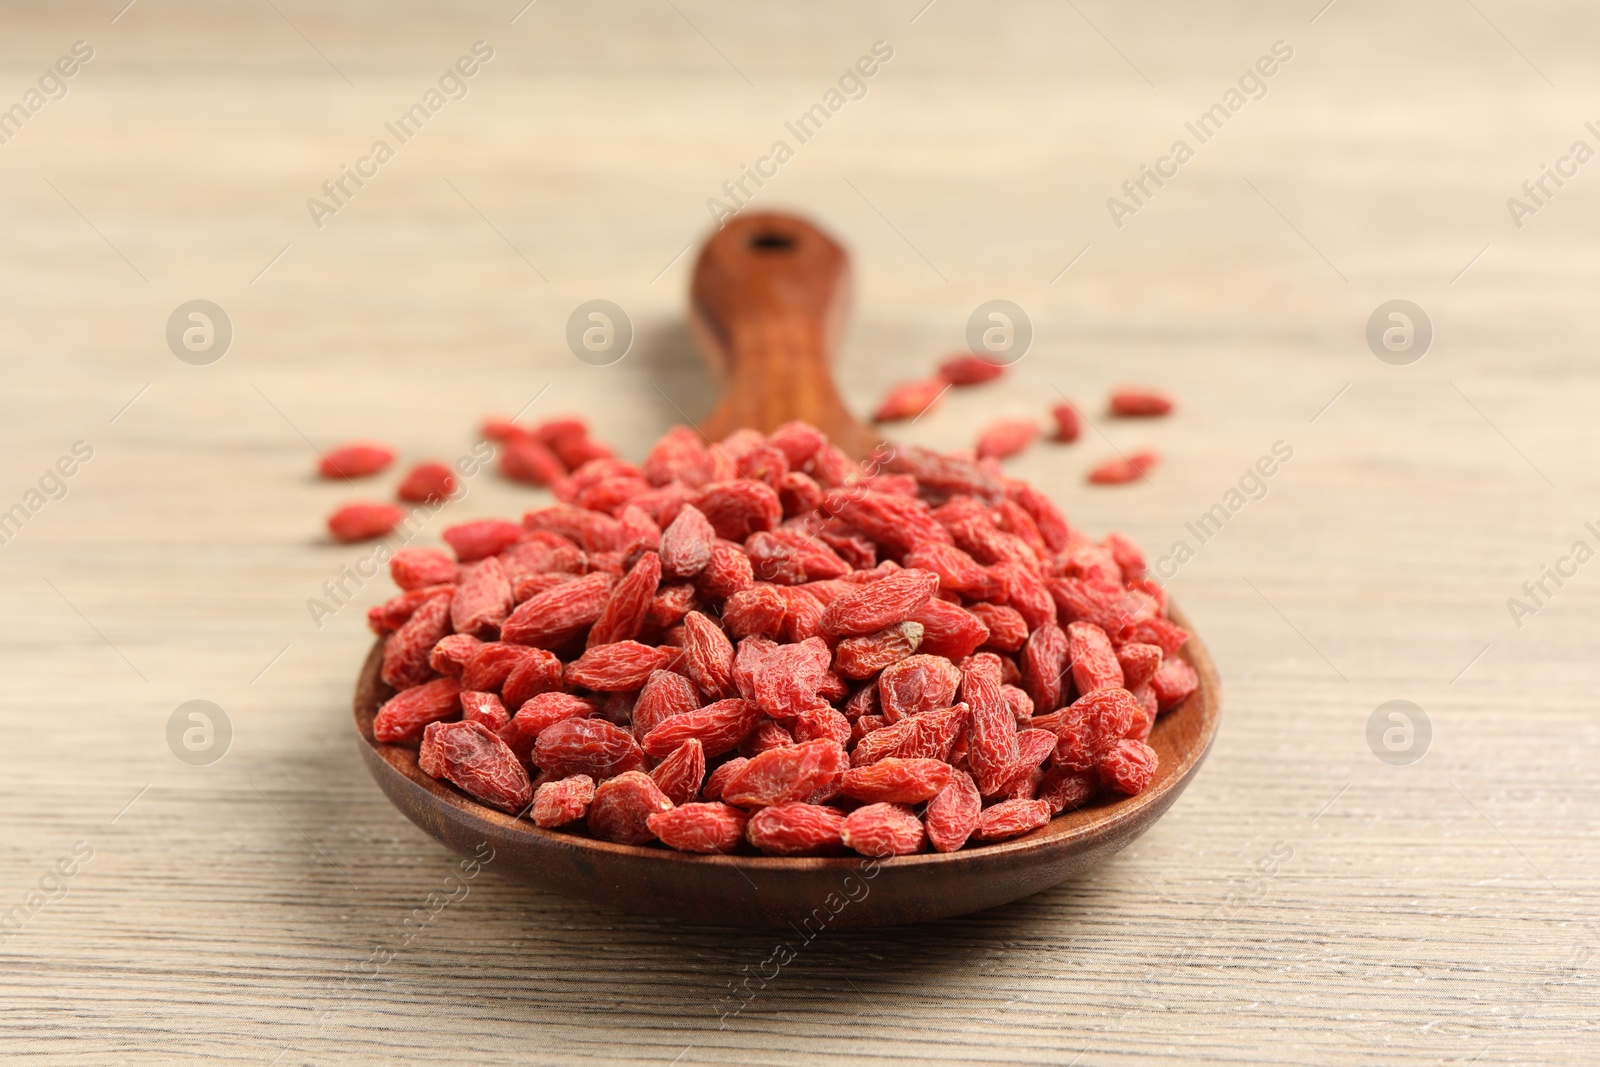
3;2;1595;1063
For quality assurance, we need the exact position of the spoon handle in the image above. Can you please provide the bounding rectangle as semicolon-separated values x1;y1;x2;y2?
689;212;877;459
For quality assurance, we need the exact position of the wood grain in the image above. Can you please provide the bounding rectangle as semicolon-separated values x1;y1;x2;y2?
1;1;1597;1064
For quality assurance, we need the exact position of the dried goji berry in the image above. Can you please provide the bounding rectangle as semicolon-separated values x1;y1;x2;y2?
1087;451;1159;485
840;757;952;804
631;669;699;739
1067;621;1124;695
851;703;969;765
746;802;846;855
696;541;755;599
587;770;673;845
500;572;614;648
397;461;457;504
1150;657;1198;711
738;719;795;758
1020;622;1068;714
832;622;924;679
328;502;404;543
722;739;848;808
390;547;459;591
1098;738;1158;794
819;568;940;637
1049;402;1081;443
873;378;946;422
693;480;781;542
500;647;563;713
702;756;750;802
1109;388;1174;417
429;633;481;678
938;353;1005;386
967;603;1027;652
648;802;748;853
648;738;706;805
565;641;670;692
375;677;462;743
641;698;762;759
320;441;395;479
532;717;645;779
660;503;716;579
450;556;515;639
501;437;566;486
878;654;962;722
460;689;510;731
722;585;787;640
961;659;1020;795
532;774;595;827
381;590;452;689
1053;687;1139;772
909;598;991;660
975;418;1039;461
973;798;1051;841
841;802;924;856
587;551;661;647
418;720;532;814
677;611;736;700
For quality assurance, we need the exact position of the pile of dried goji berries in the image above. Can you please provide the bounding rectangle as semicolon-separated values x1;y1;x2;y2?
368;419;1199;857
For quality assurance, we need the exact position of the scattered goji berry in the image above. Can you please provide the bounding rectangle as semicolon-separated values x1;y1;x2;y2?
397;461;457;504
328;502;404;543
975;418;1039;461
937;353;1005;385
873;378;947;422
320;441;395;479
1087;450;1159;485
1109;388;1174;417
1049;402;1082;443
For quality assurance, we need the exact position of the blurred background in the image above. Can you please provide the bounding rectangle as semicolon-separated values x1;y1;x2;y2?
2;2;1596;1064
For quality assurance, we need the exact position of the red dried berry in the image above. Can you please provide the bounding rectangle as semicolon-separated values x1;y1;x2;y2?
460;690;510;731
722;739;848;808
501;437;566;486
697;541;755;599
1038;766;1098;813
587;551;661;647
660;503;716;579
738;719;796;758
381;591;452;689
792;706;852;749
702;756;750;802
832;622;924;679
967;603;1027;652
973;798;1051;842
390;547;458;591
631;669;700;739
1109;388;1174;417
430;634;482;678
1020;622;1068;715
722;585;787;640
975;418;1039;461
1116;642;1163;691
873;378;946;422
1088;451;1159;485
1049;402;1082;443
679;611;736;700
443;520;526;562
910;598;992;660
418;720;532;814
587;771;673;845
851;703;969;766
532;717;645;779
938;353;1005;386
532;774;595;827
500;572;614;648
693;480;782;542
1054;687;1140;772
565;641;670;692
1098;738;1158;794
648;802;749;853
450;556;515;639
878;654;962;722
1150;657;1198;711
648;738;706;806
961;659;1021;796
328;502;404;543
819;568;940;637
397;462;457;504
923;769;982;853
320;441;395;479
641;698;762;759
374;677;462;743
1067;621;1124;694
840;757;952;804
500;647;564;713
746;802;846;855
841;802;925;856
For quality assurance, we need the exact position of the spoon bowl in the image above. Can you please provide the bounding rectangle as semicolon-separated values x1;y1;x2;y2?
353;606;1218;929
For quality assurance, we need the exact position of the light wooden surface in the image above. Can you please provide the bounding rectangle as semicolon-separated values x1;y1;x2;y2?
3;2;1597;1063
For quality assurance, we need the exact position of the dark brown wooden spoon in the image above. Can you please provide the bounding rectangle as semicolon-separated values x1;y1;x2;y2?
352;211;1222;928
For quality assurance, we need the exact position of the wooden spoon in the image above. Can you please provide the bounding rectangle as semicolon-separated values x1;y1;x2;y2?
353;211;1222;928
